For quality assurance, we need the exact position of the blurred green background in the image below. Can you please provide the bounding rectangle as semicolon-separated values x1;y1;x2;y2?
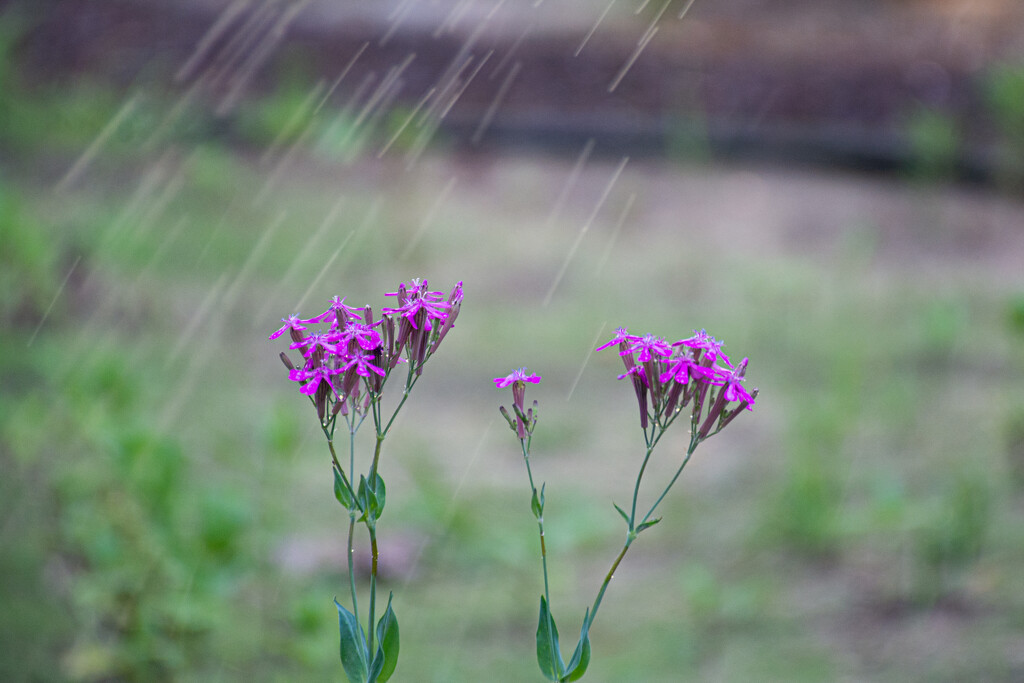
2;0;1024;681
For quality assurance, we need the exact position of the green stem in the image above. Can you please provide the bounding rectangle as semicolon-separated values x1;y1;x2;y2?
638;436;698;528
328;433;360;621
521;439;558;679
347;514;359;617
628;442;657;530
380;362;418;438
367;525;379;655
588;538;632;627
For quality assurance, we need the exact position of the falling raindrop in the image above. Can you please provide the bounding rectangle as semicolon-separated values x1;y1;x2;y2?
543;156;630;306
566;322;609;401
576;0;618;57
26;255;82;348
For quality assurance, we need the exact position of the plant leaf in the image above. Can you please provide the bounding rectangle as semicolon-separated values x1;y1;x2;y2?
335;599;369;683
369;593;400;683
334;466;355;509
357;475;368;512
613;502;630;525
562;609;592;682
636;517;662;534
536;595;565;681
372;472;386;518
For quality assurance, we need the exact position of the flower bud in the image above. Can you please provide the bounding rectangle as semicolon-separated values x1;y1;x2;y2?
697;385;729;440
499;405;516;431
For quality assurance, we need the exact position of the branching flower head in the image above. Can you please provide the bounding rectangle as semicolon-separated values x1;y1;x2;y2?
271;279;462;424
599;327;756;442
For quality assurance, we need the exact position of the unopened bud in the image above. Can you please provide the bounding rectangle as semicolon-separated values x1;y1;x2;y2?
717;387;758;431
279;352;296;371
697;385;729;440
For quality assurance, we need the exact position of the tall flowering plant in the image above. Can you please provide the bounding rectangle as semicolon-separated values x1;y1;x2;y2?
496;328;757;682
271;278;462;683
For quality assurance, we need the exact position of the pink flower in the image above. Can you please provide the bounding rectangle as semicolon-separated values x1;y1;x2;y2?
625;334;672;363
333;321;383;351
290;331;339;359
339;352;386;378
269;314;313;340
596;327;638;352
494;368;542;388
309;296;363;326
714;359;755;407
495;368;540;439
290;364;342;396
676;329;733;368
658;351;712;385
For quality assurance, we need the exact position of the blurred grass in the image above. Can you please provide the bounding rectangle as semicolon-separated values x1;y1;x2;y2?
3;16;1024;683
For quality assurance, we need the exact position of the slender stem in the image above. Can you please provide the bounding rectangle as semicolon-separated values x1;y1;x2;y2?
347;515;359;616
628;442;657;529
639;437;698;527
346;427;359;618
521;439;558;678
588;539;632;627
367;526;379;654
327;428;361;619
520;440;538;493
380;362;418;437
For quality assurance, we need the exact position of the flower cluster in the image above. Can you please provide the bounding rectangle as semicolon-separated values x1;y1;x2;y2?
598;327;757;439
271;279;463;422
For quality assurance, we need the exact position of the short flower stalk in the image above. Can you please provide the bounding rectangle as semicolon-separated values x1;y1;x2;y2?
496;328;757;682
271;279;462;683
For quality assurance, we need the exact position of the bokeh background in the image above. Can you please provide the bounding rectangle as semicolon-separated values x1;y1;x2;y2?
3;0;1024;680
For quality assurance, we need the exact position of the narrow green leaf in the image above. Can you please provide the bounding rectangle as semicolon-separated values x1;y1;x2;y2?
531;485;544;520
612;502;630;525
562;609;592;682
335;599;369;683
334;467;355;509
636;517;662;533
372;473;386;518
536;595;565;681
369;593;400;683
357;475;368;510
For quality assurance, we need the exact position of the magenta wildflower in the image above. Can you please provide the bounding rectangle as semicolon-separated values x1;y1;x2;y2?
269;314;312;341
712;359;755;407
310;296;363;326
334;321;384;351
339;351;386;378
495;368;540;439
290;331;339;359
676;329;733;368
494;368;542;388
596;327;638;352
382;290;449;331
625;334;672;363
658;351;712;385
291;364;342;396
